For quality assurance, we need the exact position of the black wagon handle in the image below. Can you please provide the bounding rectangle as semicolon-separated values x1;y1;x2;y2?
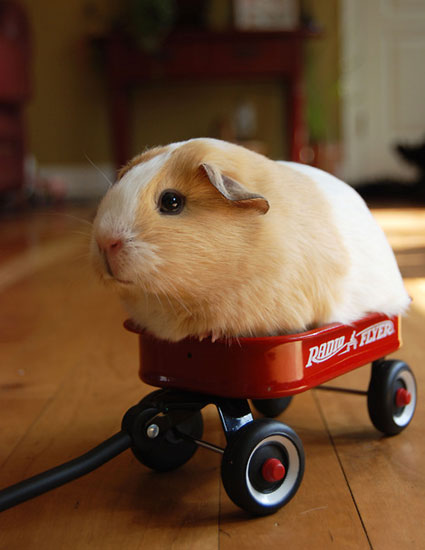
0;431;131;513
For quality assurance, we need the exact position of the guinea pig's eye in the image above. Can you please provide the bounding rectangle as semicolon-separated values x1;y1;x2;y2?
158;190;185;215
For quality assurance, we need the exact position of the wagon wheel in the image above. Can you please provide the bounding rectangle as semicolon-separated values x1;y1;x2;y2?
367;359;416;435
122;390;203;472
221;418;304;516
252;396;293;418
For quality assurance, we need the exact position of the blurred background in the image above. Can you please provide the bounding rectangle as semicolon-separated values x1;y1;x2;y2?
1;0;423;207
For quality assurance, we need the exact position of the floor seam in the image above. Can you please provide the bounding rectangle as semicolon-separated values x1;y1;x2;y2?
312;390;374;550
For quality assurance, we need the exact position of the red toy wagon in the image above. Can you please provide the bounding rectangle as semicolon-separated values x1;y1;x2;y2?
0;313;417;516
123;311;417;516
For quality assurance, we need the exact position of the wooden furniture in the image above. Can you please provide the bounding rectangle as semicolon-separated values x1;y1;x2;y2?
103;30;313;168
0;2;31;193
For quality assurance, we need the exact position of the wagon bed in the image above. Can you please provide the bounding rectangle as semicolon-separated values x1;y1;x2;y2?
126;312;401;399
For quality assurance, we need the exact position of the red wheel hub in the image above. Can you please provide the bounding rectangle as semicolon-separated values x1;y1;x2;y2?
262;458;286;483
395;387;412;408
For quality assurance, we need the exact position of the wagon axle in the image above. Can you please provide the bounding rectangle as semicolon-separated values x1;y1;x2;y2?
261;458;286;483
395;388;412;408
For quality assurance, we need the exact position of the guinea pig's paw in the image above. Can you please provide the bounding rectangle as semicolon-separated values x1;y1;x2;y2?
211;329;225;343
197;330;224;342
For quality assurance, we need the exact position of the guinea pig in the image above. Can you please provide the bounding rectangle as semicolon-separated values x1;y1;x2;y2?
91;138;410;342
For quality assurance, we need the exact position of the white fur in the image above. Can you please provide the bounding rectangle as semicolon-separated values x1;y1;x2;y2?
168;137;234;152
91;152;172;283
95;151;172;241
281;162;410;321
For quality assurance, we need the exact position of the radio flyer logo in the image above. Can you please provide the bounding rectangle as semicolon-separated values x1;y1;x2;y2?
305;320;395;368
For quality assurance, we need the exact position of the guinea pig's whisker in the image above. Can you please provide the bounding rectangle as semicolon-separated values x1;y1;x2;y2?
130;241;162;273
85;153;114;189
232;336;242;348
170;292;189;316
160;292;177;316
163;279;192;316
42;212;94;228
70;230;92;239
72;251;92;261
150;290;165;313
152;279;176;314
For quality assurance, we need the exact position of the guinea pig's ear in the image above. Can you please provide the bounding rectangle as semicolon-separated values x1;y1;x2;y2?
200;163;270;215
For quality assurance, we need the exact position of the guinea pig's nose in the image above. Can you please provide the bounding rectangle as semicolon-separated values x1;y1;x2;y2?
96;236;123;255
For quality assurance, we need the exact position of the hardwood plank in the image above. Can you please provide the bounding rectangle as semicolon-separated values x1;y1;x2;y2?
0;239;117;466
315;306;425;550
0;208;94;265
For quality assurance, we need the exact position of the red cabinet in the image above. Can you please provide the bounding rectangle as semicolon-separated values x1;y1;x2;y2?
0;1;31;193
104;30;312;168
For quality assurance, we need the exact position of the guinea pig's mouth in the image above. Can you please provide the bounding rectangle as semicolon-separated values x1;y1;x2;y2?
103;272;133;286
116;279;133;286
102;254;133;285
110;275;133;285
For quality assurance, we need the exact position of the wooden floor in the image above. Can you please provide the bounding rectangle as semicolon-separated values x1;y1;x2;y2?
0;204;424;550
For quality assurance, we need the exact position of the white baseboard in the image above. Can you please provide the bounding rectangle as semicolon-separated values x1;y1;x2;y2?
37;163;115;200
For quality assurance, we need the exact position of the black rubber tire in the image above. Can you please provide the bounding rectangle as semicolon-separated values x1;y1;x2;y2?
367;359;416;435
123;390;203;472
252;396;293;417
221;418;304;516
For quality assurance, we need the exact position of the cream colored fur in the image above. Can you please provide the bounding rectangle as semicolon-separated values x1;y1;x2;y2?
92;138;410;342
